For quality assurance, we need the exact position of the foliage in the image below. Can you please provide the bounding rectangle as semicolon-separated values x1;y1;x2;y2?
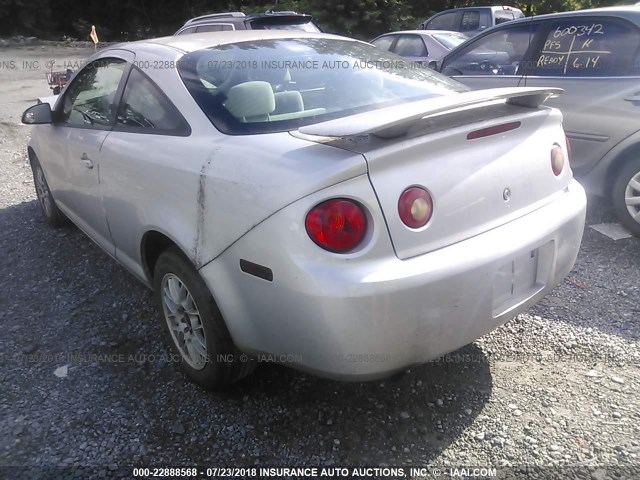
0;0;628;41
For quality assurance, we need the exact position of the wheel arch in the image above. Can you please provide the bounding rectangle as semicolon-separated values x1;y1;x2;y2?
27;146;37;164
579;132;640;197
604;142;640;195
141;230;195;284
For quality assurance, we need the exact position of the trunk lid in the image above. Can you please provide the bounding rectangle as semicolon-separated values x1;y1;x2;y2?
295;88;571;260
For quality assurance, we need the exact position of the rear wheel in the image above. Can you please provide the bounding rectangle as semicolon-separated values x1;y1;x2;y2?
153;247;255;390
612;157;640;237
30;155;67;227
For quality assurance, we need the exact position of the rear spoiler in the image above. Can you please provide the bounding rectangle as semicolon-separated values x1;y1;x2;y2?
298;87;563;138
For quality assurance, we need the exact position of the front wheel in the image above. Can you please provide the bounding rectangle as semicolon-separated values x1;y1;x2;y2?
153;247;255;390
612;157;640;237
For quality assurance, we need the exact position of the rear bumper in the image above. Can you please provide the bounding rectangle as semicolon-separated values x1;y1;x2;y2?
200;180;586;381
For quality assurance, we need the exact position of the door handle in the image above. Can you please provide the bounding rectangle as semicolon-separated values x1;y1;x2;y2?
80;152;94;169
624;93;640;102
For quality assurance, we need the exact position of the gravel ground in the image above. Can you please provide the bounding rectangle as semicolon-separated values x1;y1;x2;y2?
0;46;639;479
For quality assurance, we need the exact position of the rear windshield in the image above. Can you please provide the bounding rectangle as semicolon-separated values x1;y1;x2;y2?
495;9;524;24
431;32;468;49
177;38;466;135
249;17;321;33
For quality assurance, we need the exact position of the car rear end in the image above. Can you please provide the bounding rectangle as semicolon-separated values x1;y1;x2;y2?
199;94;585;380
178;35;585;379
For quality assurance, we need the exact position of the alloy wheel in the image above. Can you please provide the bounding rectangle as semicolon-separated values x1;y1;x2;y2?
160;273;208;370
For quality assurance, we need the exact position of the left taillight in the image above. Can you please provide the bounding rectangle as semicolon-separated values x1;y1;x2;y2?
305;199;367;253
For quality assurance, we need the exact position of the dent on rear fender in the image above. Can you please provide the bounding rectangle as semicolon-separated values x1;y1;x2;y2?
192;134;368;269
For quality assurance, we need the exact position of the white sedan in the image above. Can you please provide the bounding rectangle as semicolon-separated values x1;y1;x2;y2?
371;30;468;63
22;31;586;389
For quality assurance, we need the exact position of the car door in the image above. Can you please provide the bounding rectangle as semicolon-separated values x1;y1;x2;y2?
523;16;640;175
424;11;462;32
52;52;132;254
99;66;195;280
439;20;540;89
460;9;491;37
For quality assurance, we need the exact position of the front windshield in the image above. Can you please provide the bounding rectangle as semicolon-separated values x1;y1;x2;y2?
432;32;467;50
178;37;467;135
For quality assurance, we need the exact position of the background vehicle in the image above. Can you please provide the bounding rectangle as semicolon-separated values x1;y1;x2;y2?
22;31;585;390
371;30;468;63
418;6;524;37
174;11;320;34
45;68;73;95
436;7;640;235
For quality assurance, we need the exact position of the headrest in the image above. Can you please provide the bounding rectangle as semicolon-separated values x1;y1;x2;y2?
273;91;304;114
224;81;275;119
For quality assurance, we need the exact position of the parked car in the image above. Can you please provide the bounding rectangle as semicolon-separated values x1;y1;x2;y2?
174;10;320;34
418;6;524;37
22;31;586;390
370;30;468;64
433;7;640;235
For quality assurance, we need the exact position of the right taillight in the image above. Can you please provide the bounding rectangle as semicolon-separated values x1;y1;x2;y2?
398;187;433;228
305;199;367;253
551;143;565;176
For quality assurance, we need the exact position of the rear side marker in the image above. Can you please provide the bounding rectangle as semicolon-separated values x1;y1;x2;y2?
467;121;521;140
240;259;273;282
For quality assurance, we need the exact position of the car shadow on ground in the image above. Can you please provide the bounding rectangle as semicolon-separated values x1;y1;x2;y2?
1;199;492;466
220;349;493;465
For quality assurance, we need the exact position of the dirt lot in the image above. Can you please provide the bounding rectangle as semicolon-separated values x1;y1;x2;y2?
0;45;639;479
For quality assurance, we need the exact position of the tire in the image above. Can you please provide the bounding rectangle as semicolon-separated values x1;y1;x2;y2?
611;157;640;237
153;247;256;390
30;155;67;227
52;86;61;95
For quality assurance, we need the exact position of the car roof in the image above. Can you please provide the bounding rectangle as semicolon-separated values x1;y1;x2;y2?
434;6;523;12
378;30;467;36
182;11;312;27
494;6;640;26
121;30;354;54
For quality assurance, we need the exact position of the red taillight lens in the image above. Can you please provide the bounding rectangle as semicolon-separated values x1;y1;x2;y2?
398;187;433;228
551;143;565;176
305;199;367;253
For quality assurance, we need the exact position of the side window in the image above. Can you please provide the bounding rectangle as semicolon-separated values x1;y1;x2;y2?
632;47;640;75
116;67;189;134
442;24;538;76
393;35;427;57
178;27;197;35
495;11;516;25
371;35;395;52
461;11;480;32
60;58;126;127
196;24;234;32
532;19;639;77
478;10;492;30
426;12;460;31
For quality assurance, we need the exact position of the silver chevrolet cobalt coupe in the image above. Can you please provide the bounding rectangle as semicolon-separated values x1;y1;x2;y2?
23;31;586;389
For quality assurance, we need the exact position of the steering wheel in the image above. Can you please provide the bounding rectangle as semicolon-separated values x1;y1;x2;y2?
479;60;499;72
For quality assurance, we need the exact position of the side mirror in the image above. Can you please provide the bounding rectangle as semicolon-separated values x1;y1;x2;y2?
22;103;53;125
428;60;438;70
